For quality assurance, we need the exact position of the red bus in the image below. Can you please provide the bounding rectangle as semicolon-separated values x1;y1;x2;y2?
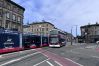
49;29;66;47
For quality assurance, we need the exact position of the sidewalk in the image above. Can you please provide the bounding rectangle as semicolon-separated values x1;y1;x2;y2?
66;42;86;46
66;42;99;51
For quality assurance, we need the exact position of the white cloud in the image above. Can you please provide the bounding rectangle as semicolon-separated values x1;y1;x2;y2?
12;0;99;36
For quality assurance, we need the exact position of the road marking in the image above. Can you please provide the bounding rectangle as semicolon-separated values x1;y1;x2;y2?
65;58;83;66
92;56;99;58
0;55;2;58
2;49;36;56
19;49;36;53
0;58;21;66
43;54;49;58
54;61;62;66
0;52;40;66
36;49;83;66
85;45;97;49
33;58;50;66
70;50;80;54
46;61;54;66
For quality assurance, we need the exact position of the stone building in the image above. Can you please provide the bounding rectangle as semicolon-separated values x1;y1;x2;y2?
24;21;55;36
0;0;25;32
65;32;74;42
80;23;99;43
23;25;30;33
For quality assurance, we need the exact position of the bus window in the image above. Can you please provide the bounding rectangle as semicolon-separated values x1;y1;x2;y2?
50;37;58;43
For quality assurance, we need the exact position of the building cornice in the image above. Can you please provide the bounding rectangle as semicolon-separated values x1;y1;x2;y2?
7;0;25;11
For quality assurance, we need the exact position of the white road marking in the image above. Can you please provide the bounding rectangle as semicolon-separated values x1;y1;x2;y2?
43;54;49;58
46;61;54;66
54;61;62;66
92;56;99;58
2;49;36;56
65;58;83;66
0;55;3;58
70;50;80;54
33;58;50;66
0;58;21;66
85;45;97;49
0;52;40;66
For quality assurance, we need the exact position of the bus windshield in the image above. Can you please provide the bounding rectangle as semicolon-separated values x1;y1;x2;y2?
50;37;58;43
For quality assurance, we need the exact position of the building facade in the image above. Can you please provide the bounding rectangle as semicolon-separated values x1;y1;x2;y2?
23;25;30;33
80;23;99;43
65;32;74;42
24;22;55;36
0;0;25;32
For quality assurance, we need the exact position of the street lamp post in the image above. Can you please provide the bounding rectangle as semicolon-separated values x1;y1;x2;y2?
71;27;73;45
75;25;78;37
70;25;78;45
39;25;42;47
75;25;78;43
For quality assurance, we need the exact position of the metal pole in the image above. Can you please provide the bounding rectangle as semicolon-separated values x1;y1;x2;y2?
75;25;78;43
41;34;42;47
41;27;42;47
20;33;23;48
71;28;73;45
76;27;77;37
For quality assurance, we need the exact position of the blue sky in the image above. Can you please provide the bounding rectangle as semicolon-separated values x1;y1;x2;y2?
12;0;99;36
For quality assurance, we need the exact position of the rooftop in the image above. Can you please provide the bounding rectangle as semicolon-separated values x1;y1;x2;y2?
30;21;55;26
81;23;99;28
23;25;30;28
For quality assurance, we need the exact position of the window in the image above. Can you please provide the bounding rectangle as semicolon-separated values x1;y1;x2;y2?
13;14;16;20
42;28;44;31
34;29;36;32
6;12;10;19
14;6;18;13
18;17;21;22
50;37;58;43
32;29;33;32
0;9;2;17
50;30;58;35
37;29;38;31
7;2;11;10
46;28;48;31
0;20;2;26
5;22;9;28
3;1;7;8
0;1;3;7
47;24;48;26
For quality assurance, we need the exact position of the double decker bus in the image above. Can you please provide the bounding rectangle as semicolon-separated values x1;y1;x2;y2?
49;29;66;47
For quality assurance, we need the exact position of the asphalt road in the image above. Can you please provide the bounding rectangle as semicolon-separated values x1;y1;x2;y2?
0;42;99;66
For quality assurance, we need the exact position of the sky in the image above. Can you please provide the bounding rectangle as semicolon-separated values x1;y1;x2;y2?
12;0;99;36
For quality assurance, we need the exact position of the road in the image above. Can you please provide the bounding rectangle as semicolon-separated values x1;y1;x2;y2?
0;42;99;66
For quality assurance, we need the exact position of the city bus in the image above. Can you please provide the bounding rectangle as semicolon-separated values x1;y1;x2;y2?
42;36;49;47
23;34;41;49
23;34;49;49
49;29;66;47
0;29;23;54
